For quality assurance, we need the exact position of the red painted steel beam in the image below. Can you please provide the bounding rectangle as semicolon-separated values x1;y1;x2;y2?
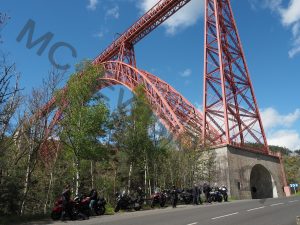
40;0;192;114
203;0;269;152
93;0;191;64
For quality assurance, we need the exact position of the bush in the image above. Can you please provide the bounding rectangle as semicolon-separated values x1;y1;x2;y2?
0;176;22;215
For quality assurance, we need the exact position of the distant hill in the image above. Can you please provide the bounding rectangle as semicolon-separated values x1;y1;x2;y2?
269;145;293;156
268;145;300;185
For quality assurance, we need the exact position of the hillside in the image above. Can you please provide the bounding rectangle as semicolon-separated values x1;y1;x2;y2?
269;145;300;185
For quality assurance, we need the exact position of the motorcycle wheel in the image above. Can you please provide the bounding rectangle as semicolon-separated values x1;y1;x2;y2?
151;200;155;208
207;197;212;203
218;196;223;202
95;206;106;215
114;205;120;212
224;195;228;202
134;205;141;211
160;200;166;207
51;211;61;220
184;198;192;204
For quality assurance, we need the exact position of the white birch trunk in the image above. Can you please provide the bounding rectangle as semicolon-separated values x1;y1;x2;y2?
20;143;33;215
128;162;133;193
43;171;53;214
91;161;94;189
75;157;80;196
144;158;147;195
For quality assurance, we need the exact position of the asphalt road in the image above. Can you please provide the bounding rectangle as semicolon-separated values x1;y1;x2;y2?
27;196;300;225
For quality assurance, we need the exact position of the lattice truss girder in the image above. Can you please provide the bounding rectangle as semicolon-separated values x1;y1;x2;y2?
203;0;268;150
94;0;192;64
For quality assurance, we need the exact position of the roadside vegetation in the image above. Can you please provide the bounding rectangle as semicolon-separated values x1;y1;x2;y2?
0;57;216;221
269;146;300;186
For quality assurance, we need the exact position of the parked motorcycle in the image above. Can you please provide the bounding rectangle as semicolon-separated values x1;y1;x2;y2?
209;187;223;203
219;185;228;202
150;188;166;208
178;189;193;204
162;189;171;203
74;194;107;216
74;195;90;218
51;197;65;220
94;196;106;215
51;196;87;220
203;183;212;203
114;191;143;212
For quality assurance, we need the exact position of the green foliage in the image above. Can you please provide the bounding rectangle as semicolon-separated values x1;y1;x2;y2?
294;150;300;155
125;85;153;164
56;61;108;159
269;145;292;156
104;205;115;215
284;155;300;185
55;60;110;194
110;85;155;190
0;176;22;215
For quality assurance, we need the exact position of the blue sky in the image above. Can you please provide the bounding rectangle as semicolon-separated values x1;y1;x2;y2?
1;0;300;150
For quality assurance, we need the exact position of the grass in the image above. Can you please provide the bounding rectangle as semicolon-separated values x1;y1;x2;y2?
228;196;238;201
105;204;115;215
142;205;153;210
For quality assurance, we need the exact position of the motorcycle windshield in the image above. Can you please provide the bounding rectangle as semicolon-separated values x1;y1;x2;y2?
154;187;160;193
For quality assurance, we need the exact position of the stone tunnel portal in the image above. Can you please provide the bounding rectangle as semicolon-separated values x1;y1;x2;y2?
250;164;274;199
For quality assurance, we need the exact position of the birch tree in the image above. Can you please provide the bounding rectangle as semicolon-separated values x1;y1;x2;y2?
55;61;109;195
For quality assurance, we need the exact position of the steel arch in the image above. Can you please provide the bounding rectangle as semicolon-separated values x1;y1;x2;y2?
100;61;223;144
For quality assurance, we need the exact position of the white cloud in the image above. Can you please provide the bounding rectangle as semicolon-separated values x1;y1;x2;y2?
280;0;300;57
261;107;300;130
180;68;192;77
260;107;300;150
250;0;300;57
280;0;300;25
87;0;98;11
93;27;109;40
94;32;104;39
268;130;300;150
138;0;204;35
288;45;300;57
106;5;120;19
262;0;282;11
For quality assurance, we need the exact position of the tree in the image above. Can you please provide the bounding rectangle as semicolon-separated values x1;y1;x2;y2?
284;155;300;185
0;54;22;215
124;86;153;191
0;54;21;148
56;61;109;195
17;68;64;215
110;85;157;193
269;145;292;156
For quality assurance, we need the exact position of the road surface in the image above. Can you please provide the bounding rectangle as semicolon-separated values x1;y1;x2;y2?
26;196;300;225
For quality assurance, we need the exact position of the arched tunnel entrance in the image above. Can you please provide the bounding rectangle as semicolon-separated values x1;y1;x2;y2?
250;164;273;199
